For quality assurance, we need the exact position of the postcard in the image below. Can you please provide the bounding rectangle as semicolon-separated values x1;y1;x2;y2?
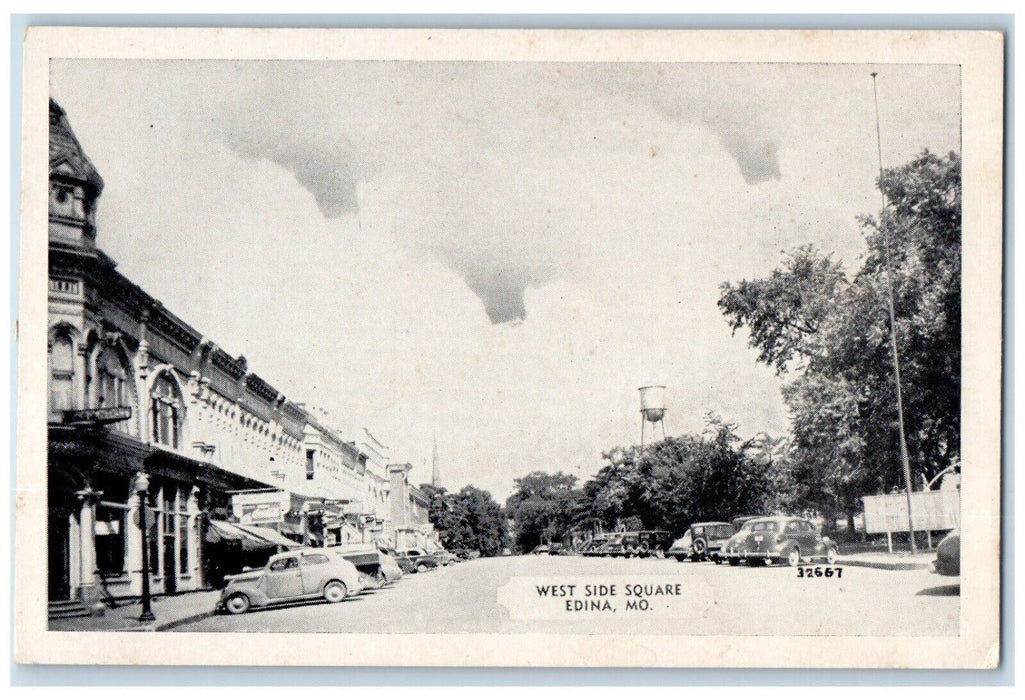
15;27;1003;667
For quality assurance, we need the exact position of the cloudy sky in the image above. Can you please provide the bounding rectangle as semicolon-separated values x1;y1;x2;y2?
50;60;960;499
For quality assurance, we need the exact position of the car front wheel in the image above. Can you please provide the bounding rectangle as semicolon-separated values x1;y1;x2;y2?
324;580;348;603
225;593;251;615
786;548;801;567
825;546;838;565
417;563;429;573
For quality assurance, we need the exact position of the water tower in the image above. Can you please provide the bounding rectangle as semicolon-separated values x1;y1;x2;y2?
638;385;667;449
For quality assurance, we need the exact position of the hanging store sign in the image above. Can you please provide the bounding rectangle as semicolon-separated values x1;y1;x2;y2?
231;490;289;525
63;406;132;425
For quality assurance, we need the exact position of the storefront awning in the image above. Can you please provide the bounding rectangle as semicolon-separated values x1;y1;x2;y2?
205;519;301;551
233;522;303;549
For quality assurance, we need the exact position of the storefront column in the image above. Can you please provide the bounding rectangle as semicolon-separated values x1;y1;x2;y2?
126;473;145;597
68;512;81;595
74;488;103;604
187;486;202;589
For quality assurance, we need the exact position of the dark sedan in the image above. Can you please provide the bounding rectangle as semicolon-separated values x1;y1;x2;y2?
400;548;441;573
722;516;838;567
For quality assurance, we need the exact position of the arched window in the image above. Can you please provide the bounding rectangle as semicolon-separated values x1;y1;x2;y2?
94;344;139;436
96;346;127;408
49;334;74;414
150;372;184;449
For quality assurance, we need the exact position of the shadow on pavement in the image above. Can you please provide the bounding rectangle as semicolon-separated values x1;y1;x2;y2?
916;584;960;596
218;595;366;618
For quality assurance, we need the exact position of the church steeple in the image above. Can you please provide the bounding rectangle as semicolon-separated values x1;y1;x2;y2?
431;433;440;488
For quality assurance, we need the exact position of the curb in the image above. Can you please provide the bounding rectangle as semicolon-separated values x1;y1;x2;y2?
837;558;931;571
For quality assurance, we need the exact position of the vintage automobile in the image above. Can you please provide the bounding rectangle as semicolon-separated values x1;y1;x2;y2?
380;546;417;574
667;531;693;561
325;544;399;588
930;529;960;576
580;534;613;557
581;531;672;558
670;522;734;562
376;549;404;584
431;548;460;566
400;548;441;573
691;522;735;562
217;549;362;615
722;516;839;566
531;544;552;555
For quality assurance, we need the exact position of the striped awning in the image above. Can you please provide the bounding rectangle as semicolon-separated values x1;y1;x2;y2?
205;520;301;551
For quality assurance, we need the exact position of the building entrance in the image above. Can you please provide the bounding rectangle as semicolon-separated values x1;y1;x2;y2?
48;512;70;600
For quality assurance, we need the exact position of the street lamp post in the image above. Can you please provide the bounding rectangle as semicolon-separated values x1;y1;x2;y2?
136;472;155;623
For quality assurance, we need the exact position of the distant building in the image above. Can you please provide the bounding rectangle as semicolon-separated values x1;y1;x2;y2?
387;463;438;551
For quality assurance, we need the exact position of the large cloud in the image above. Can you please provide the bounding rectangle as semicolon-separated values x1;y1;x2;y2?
214;62;791;323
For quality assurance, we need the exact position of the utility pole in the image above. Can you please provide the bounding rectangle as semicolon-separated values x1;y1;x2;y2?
871;72;917;553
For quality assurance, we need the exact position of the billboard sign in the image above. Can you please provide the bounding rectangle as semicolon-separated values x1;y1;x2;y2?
862;489;960;534
231;490;288;525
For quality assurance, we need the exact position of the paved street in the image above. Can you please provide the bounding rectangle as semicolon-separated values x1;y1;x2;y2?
175;554;958;635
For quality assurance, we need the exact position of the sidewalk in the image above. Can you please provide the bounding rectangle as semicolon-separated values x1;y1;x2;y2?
837;550;935;571
49;589;221;632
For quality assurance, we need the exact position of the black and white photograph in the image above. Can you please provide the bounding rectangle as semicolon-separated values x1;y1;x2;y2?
15;27;1003;668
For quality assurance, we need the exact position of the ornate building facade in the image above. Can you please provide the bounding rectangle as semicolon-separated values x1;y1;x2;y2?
47;100;431;606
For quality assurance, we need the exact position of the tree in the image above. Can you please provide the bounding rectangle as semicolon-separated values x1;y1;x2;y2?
419;483;461;546
420;483;508;557
505;471;581;552
718;150;961;518
577;414;784;537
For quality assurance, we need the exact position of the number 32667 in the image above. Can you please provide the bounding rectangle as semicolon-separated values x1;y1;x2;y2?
797;566;843;578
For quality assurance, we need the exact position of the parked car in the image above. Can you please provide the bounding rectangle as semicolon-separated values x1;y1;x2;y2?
401;548;441;573
326;544;397;589
930;529;960;576
217;549;362;615
429;549;458;566
719;516;763;565
669;522;734;562
380;546;417;575
531;544;551;555
376;549;404;584
722;516;839;567
580;534;613;557
667;531;693;561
